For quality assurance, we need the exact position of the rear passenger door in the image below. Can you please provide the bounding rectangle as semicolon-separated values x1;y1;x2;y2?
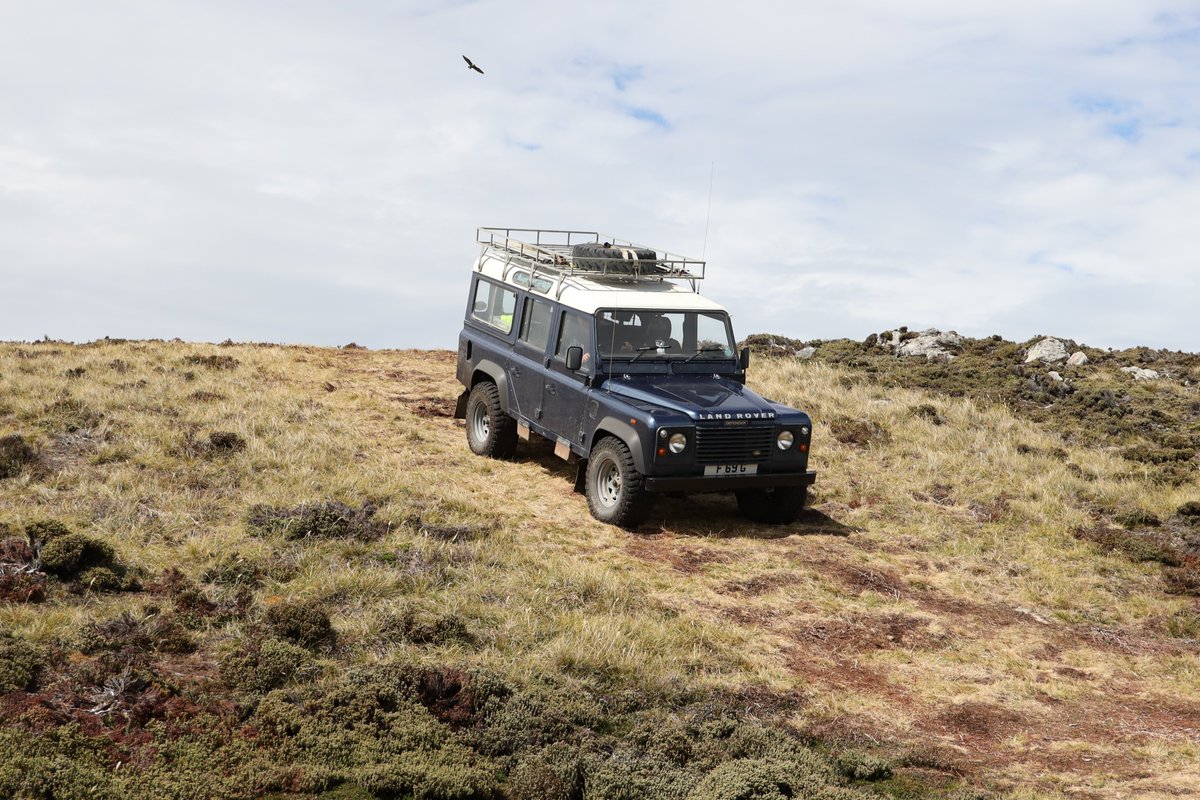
507;296;553;424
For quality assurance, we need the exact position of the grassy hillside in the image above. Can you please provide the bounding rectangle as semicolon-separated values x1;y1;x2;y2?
1;338;1198;799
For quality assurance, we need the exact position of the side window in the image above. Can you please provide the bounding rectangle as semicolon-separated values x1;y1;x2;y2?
518;297;553;352
471;279;517;334
555;312;592;362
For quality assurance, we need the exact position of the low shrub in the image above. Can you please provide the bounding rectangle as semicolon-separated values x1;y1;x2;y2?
207;431;246;453
1178;501;1200;522
1114;508;1161;528
0;632;45;693
265;599;336;650
183;354;239;370
828;417;890;447
380;606;476;647
247;501;390;542
0;434;38;479
1163;565;1200;597
219;637;314;692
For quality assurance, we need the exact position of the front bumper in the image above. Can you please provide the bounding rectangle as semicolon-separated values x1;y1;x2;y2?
643;470;816;493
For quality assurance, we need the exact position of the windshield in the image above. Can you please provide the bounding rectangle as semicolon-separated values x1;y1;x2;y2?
595;309;736;361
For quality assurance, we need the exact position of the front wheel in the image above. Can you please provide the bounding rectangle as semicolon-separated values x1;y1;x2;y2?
735;486;807;525
585;437;655;529
465;381;517;458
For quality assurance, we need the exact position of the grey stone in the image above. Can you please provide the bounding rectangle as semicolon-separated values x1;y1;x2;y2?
1067;351;1089;367
1048;371;1063;382
796;346;817;360
1024;337;1069;364
1121;366;1160;381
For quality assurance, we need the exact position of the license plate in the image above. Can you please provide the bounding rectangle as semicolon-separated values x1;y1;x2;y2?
704;464;758;476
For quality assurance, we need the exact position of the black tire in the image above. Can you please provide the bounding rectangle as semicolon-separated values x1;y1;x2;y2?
571;242;658;275
735;486;807;525
465;381;517;459
585;436;655;528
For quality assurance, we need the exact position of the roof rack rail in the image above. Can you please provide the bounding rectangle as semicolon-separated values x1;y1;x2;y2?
476;227;706;293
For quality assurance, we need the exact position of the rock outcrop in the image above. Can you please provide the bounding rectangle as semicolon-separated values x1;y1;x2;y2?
1067;351;1089;367
1024;337;1069;364
892;328;964;362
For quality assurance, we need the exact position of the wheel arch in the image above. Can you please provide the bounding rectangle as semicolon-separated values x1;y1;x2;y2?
469;360;509;413
589;417;647;474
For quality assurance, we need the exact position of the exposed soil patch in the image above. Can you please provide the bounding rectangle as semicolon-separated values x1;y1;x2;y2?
797;613;947;653
38;430;102;472
718;571;800;596
400;395;456;418
928;701;1023;740
625;537;731;574
828;563;909;599
414;667;478;729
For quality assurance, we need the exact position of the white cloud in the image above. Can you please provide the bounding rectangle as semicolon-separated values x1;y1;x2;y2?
0;1;1198;350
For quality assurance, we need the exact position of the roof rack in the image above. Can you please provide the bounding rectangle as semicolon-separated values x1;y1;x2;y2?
476;227;706;295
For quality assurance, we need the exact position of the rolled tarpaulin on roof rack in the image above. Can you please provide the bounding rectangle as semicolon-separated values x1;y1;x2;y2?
570;242;659;274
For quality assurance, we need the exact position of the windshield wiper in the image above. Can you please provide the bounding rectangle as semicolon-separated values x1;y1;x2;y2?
682;345;726;364
627;342;673;363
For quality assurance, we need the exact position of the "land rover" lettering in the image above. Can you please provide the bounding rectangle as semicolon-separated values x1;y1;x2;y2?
697;411;776;420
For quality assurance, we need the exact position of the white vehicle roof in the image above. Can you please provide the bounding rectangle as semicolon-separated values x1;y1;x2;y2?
472;227;729;316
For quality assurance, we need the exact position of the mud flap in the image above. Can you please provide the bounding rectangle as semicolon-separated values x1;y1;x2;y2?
453;389;469;419
574;459;588;494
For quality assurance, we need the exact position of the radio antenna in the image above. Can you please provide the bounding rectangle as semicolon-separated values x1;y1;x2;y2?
701;161;714;259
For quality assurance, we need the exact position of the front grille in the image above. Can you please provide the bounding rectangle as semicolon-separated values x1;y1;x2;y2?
694;427;774;464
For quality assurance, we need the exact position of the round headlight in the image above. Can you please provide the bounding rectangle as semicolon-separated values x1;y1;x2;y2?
668;433;687;454
776;430;795;450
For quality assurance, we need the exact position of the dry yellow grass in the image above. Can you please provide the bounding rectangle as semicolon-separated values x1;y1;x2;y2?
1;339;1198;799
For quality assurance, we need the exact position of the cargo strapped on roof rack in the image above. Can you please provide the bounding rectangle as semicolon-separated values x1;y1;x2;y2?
475;227;706;296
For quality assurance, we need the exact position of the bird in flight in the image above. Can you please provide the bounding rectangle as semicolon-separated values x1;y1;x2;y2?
462;55;484;75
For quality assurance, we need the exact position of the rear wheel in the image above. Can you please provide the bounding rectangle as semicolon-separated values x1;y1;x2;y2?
735;486;807;525
586;437;654;528
465;381;517;458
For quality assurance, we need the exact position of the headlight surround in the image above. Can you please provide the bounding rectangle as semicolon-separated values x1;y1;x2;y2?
668;433;688;454
776;430;795;451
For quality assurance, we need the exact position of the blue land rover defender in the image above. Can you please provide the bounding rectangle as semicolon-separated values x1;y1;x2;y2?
454;228;816;528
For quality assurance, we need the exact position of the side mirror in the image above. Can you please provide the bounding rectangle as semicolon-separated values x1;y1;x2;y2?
473;300;488;314
565;346;583;372
739;347;751;370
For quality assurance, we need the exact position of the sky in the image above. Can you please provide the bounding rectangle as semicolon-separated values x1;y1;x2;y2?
1;1;1198;351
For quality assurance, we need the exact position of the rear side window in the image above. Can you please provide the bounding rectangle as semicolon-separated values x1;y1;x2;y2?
471;279;517;333
518;297;553;352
